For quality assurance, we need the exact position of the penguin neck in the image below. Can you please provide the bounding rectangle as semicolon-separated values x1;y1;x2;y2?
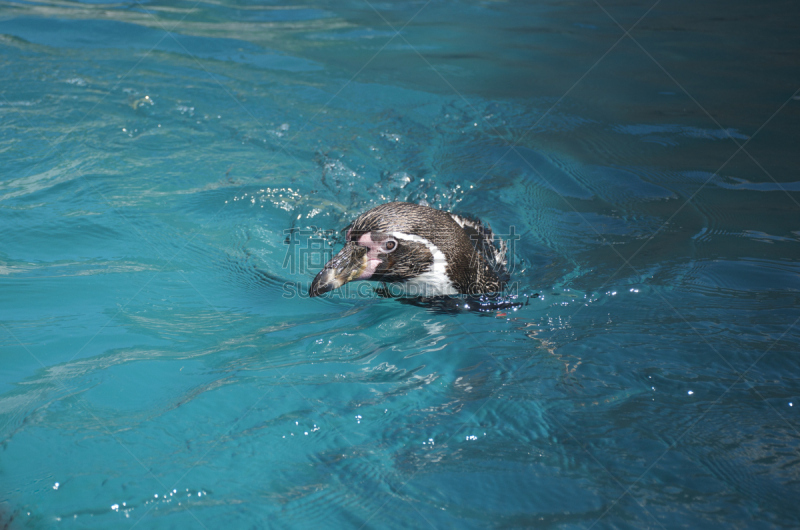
390;231;459;297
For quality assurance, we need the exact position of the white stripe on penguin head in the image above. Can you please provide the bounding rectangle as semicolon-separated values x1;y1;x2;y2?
391;231;457;296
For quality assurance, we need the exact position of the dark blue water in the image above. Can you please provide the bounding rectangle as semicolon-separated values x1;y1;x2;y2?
1;0;799;527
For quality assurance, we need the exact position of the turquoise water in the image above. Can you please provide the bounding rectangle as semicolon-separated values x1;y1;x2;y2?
2;0;800;527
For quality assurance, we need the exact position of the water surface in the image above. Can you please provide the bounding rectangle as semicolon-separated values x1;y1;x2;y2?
1;0;799;528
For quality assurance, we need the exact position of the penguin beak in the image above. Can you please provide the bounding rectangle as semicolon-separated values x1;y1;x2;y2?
309;242;368;297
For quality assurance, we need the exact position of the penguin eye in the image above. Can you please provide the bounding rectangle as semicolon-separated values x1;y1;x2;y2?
382;239;398;253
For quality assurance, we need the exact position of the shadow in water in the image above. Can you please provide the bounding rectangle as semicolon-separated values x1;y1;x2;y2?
393;291;539;314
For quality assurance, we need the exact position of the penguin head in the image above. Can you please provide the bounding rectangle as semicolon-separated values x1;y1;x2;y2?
308;202;460;297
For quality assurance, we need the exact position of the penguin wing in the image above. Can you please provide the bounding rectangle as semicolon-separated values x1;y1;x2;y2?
449;213;508;280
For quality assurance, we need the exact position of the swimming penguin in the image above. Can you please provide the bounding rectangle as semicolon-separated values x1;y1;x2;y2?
309;202;508;298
